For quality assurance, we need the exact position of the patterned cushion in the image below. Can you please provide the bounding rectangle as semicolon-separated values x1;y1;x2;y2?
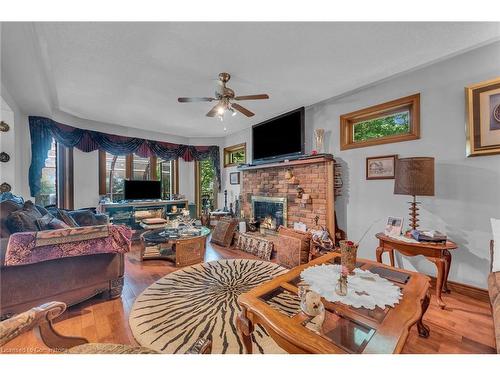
5;201;43;234
58;209;79;227
236;232;274;261
210;218;238;247
0;200;22;238
278;226;311;264
36;213;70;230
69;209;98;226
275;234;303;269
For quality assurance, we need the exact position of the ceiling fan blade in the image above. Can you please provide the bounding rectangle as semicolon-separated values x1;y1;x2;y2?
234;94;269;101
178;97;215;103
232;103;255;117
206;104;220;117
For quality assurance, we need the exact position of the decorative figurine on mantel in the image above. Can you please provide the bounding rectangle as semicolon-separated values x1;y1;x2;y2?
296;186;304;199
223;190;228;212
314;128;325;154
234;198;240;219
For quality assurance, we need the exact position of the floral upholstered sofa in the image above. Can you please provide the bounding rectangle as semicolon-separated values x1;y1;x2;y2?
0;196;132;320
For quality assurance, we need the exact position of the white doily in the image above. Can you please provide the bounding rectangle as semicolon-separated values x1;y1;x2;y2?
300;264;402;310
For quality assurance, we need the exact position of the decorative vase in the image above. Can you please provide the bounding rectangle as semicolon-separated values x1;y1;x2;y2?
339;240;358;274
314;128;325;154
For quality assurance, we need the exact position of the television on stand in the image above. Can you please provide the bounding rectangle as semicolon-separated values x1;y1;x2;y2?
124;180;162;201
252;107;305;164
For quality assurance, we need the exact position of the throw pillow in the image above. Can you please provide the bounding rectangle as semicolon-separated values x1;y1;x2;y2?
0;200;23;237
491;218;500;272
210;218;238;247
68;209;97;226
36;213;71;230
278;226;312;264
235;233;273;261
58;209;79;227
5;201;43;234
275;235;303;269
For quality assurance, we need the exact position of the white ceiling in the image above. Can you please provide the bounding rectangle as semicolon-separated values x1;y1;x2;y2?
2;22;500;137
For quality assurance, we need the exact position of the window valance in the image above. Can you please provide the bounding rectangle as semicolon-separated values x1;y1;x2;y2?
28;116;220;197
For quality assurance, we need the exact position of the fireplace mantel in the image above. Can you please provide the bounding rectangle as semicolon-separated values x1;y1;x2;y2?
240;154;336;236
238;154;334;172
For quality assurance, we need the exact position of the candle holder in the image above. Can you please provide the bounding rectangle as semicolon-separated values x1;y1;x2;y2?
335;274;348;296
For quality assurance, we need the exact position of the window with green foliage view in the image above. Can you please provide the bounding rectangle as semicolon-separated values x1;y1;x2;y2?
353;110;410;142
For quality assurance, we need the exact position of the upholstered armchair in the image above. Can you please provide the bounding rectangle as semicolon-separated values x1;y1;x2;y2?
0;301;212;354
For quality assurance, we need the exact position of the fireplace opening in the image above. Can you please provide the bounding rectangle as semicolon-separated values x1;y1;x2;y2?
251;196;287;230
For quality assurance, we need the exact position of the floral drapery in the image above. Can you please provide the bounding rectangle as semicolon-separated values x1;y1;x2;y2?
28;116;221;197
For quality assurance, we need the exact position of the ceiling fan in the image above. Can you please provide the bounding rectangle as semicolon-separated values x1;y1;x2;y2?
178;72;269;120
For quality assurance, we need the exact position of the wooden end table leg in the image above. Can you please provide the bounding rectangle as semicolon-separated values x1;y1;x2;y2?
236;308;253;354
442;249;452;294
376;246;384;264
389;249;395;267
417;290;431;338
431;257;447;309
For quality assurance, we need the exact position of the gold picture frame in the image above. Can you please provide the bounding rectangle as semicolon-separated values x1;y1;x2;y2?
465;77;500;157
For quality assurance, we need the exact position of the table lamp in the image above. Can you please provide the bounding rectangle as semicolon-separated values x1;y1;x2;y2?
394;157;434;230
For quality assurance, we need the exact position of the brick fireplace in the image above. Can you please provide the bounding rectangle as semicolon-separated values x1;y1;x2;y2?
240;155;336;234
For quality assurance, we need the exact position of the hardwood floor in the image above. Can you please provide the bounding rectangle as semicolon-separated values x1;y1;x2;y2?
1;242;496;354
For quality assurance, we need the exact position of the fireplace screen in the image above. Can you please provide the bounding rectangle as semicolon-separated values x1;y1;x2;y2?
251;196;287;230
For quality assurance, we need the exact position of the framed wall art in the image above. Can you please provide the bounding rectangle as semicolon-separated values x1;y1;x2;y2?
229;172;240;185
465;77;500;156
366;155;397;180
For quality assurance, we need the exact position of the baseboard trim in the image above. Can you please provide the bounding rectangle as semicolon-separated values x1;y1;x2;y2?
429;276;490;303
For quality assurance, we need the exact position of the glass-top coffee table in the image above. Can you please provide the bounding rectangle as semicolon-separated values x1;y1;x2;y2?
139;226;210;267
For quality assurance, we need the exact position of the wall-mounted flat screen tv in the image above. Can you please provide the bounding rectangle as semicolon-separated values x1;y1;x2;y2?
124;180;162;201
252;107;305;163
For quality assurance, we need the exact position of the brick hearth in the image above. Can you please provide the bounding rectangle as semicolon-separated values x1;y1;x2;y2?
240;156;336;233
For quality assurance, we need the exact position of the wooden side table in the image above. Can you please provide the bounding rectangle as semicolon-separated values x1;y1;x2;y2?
375;232;458;309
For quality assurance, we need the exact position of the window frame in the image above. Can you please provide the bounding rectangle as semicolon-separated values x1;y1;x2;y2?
340;94;420;150
35;140;74;209
98;151;178;200
223;143;246;167
195;160;218;217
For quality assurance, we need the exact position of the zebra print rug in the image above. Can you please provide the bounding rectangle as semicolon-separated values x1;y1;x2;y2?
129;259;300;354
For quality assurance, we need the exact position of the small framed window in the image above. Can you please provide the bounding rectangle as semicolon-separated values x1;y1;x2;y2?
223;143;246;167
340;94;420;150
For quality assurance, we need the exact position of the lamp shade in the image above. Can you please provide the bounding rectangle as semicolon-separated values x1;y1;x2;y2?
394;157;435;196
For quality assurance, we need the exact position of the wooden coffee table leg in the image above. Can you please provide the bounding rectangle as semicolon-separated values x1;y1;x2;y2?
236;308;253;354
442;250;451;294
417;290;431;338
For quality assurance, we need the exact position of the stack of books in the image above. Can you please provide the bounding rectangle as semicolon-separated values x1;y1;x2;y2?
410;229;447;243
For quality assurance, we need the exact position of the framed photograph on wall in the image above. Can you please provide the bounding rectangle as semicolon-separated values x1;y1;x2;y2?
229;172;240;185
366;155;397;180
466;77;500;156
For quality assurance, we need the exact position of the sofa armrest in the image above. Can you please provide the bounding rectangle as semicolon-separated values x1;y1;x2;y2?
0;301;88;349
